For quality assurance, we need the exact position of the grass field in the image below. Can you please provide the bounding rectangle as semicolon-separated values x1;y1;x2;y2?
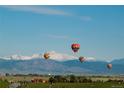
21;82;124;88
0;80;9;88
0;75;124;88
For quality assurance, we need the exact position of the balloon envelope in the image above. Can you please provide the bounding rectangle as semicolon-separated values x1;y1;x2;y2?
107;64;112;69
71;43;80;53
79;56;85;63
44;53;50;60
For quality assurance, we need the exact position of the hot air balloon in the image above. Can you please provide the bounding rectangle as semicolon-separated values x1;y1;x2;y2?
79;56;85;63
107;64;112;70
71;43;80;53
44;53;50;60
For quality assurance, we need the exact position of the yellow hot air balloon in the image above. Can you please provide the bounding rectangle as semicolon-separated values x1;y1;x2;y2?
44;53;50;60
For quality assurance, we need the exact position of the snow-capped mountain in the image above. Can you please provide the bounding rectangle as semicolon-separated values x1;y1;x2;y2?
0;51;95;61
47;51;95;61
0;54;42;60
0;57;124;75
0;51;124;75
46;51;78;61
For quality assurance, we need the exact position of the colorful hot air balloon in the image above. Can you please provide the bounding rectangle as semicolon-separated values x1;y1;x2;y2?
79;56;85;63
44;53;50;60
71;43;80;53
107;64;112;70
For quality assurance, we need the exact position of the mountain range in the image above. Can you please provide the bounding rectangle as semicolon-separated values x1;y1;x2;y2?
0;51;124;75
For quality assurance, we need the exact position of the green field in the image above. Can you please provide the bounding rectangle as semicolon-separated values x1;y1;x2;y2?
0;80;9;88
20;82;124;88
0;75;124;88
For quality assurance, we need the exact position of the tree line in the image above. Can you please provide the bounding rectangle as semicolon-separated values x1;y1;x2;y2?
48;75;124;84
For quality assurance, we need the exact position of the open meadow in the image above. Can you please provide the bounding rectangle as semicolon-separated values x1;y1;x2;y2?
0;75;124;88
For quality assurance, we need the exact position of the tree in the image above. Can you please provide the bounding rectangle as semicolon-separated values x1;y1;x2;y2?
49;77;55;84
5;73;10;76
70;75;77;83
54;75;67;83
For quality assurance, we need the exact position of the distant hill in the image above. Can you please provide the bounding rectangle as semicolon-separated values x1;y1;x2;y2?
0;51;123;75
110;58;124;64
0;58;124;75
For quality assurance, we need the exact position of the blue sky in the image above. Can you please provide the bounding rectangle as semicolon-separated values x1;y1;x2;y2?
0;5;124;60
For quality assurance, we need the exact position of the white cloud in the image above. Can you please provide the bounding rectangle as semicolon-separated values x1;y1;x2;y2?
2;6;71;16
2;6;92;21
80;16;92;21
85;57;96;61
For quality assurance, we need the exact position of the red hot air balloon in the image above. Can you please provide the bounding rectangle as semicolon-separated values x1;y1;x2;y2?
71;43;80;53
79;56;85;63
107;64;112;70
